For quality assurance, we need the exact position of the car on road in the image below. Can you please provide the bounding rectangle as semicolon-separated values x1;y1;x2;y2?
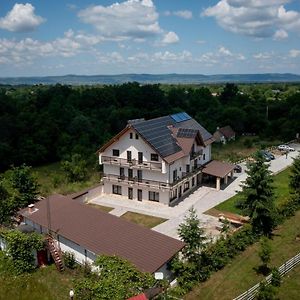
234;164;242;173
278;144;295;152
259;150;275;161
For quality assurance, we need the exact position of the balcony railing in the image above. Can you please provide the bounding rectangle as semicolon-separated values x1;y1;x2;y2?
101;156;162;171
190;149;203;160
103;164;204;190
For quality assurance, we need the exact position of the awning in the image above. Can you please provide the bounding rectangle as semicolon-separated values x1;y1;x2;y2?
202;160;235;178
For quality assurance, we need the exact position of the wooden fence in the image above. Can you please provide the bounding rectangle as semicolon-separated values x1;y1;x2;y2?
233;252;300;300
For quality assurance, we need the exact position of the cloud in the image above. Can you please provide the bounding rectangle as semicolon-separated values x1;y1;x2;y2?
78;0;161;40
165;10;193;19
203;0;300;38
0;3;45;32
273;29;288;40
289;49;300;58
161;31;179;45
253;52;273;59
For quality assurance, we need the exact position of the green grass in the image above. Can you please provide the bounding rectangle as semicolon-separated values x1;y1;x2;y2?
210;167;292;216
212;136;281;163
186;209;300;300
121;212;166;228
277;264;300;299
87;203;114;213
0;264;83;300
33;162;101;196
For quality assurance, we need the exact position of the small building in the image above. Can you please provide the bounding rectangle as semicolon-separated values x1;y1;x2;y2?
213;126;236;144
19;195;184;277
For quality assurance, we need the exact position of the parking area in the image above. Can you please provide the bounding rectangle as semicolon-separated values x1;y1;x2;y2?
89;143;300;240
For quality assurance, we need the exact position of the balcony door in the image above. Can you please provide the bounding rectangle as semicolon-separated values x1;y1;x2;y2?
137;170;142;183
127;151;132;163
138;152;143;164
128;187;133;200
137;189;142;201
128;169;133;180
119;167;125;180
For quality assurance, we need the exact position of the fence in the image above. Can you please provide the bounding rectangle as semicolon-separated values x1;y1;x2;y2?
233;252;300;300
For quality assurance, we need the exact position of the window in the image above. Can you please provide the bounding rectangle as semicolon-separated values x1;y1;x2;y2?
192;177;195;186
203;153;206;160
128;169;133;180
135;133;139;139
151;153;159;161
119;167;125;179
112;185;122;195
184;181;190;192
149;191;159;202
130;132;133;139
173;169;177;182
137;170;142;182
112;149;119;156
186;164;190;173
138;152;143;164
127;151;132;162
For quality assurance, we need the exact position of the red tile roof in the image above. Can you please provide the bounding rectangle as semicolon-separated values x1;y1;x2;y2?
20;195;184;273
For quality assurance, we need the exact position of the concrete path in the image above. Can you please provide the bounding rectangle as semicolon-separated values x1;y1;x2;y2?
90;144;300;240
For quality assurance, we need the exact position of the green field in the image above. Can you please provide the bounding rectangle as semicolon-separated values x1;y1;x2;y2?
33;162;101;196
121;212;166;228
186;209;300;300
210;167;292;216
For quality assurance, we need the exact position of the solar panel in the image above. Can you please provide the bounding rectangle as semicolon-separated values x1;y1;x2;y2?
177;128;198;138
170;112;192;123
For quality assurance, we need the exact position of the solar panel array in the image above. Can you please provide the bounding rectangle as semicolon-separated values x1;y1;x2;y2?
176;128;198;138
132;116;182;157
170;112;191;123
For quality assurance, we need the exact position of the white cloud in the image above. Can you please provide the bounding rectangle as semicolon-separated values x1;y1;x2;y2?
162;31;179;45
253;52;273;59
0;3;45;32
273;29;288;40
173;10;193;19
218;46;233;56
78;0;161;40
203;0;300;38
289;49;300;58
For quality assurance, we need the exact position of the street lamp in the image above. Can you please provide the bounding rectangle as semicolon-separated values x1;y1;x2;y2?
69;289;74;300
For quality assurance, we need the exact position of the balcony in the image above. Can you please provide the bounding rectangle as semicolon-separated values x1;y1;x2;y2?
190;149;203;160
101;156;162;171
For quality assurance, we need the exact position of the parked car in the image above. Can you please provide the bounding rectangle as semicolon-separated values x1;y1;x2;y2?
234;164;242;173
260;150;275;161
278;145;295;152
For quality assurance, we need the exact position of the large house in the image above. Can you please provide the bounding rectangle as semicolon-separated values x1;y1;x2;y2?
98;112;216;206
213;125;236;144
19;195;184;276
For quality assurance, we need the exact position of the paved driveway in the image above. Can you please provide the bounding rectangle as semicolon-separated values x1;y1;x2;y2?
90;144;300;240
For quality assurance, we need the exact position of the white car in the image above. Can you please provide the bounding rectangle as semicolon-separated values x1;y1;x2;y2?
278;144;295;152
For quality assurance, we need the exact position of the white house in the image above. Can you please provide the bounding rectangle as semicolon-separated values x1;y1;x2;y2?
98;112;215;206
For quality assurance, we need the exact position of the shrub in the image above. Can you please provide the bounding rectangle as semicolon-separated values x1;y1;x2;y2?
244;138;253;148
256;282;277;300
63;251;77;269
271;268;281;287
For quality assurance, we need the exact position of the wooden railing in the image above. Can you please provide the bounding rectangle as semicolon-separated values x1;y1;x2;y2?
101;156;162;171
233;252;300;300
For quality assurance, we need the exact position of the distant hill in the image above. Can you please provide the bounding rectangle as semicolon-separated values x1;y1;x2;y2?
0;73;300;85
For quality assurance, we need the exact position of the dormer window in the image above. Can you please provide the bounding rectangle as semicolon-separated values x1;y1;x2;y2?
151;153;159;161
130;133;133;139
135;133;139;139
112;149;119;156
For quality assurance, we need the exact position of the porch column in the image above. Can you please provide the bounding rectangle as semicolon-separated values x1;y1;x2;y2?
224;175;228;184
216;177;221;191
230;171;234;178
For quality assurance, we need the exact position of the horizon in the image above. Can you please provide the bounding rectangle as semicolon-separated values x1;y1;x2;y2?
1;1;300;77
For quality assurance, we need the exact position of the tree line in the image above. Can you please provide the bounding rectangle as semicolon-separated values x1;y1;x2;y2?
0;82;299;170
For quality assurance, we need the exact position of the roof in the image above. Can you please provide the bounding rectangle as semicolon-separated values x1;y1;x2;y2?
20;195;184;273
218;126;235;139
202;160;235;178
127;294;148;300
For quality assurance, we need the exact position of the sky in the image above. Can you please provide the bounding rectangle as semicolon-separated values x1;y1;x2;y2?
0;0;300;76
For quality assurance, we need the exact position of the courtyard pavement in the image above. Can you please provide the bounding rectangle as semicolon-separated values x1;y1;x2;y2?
90;143;300;240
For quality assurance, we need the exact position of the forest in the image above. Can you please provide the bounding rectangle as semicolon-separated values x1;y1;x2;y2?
0;82;299;170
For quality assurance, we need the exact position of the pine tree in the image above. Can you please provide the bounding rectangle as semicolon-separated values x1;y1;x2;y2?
178;207;206;262
290;154;300;195
238;152;276;236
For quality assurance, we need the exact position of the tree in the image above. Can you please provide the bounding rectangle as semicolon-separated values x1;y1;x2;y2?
258;237;272;274
61;153;88;182
237;152;276;236
0;181;16;225
290;154;300;194
10;164;39;208
1;229;43;274
178;207;206;262
74;255;155;300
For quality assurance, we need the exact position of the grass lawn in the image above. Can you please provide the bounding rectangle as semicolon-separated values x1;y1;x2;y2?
33;162;101;196
121;212;166;228
185;209;300;300
209;167;292;216
212;136;281;163
277;264;300;299
0;264;82;300
87;203;114;213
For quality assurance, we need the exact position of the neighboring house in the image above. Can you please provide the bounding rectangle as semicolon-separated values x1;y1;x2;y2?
213;126;236;144
98;112;215;206
19;195;184;277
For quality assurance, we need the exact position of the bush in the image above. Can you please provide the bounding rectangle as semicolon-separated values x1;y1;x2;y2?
244;138;253;148
63;251;77;269
256;282;277;300
271;268;281;287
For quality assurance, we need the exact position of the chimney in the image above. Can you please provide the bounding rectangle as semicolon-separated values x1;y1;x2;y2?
28;204;35;214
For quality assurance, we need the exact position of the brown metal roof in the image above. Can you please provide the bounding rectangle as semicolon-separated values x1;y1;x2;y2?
20;195;184;273
218;126;235;139
202;160;235;178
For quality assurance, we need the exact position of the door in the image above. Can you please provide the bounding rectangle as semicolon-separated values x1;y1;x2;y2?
179;186;182;198
119;167;125;180
127;151;132;163
128;169;133;180
138;152;143;164
138;189;142;201
128;187;133;200
137;170;142;182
